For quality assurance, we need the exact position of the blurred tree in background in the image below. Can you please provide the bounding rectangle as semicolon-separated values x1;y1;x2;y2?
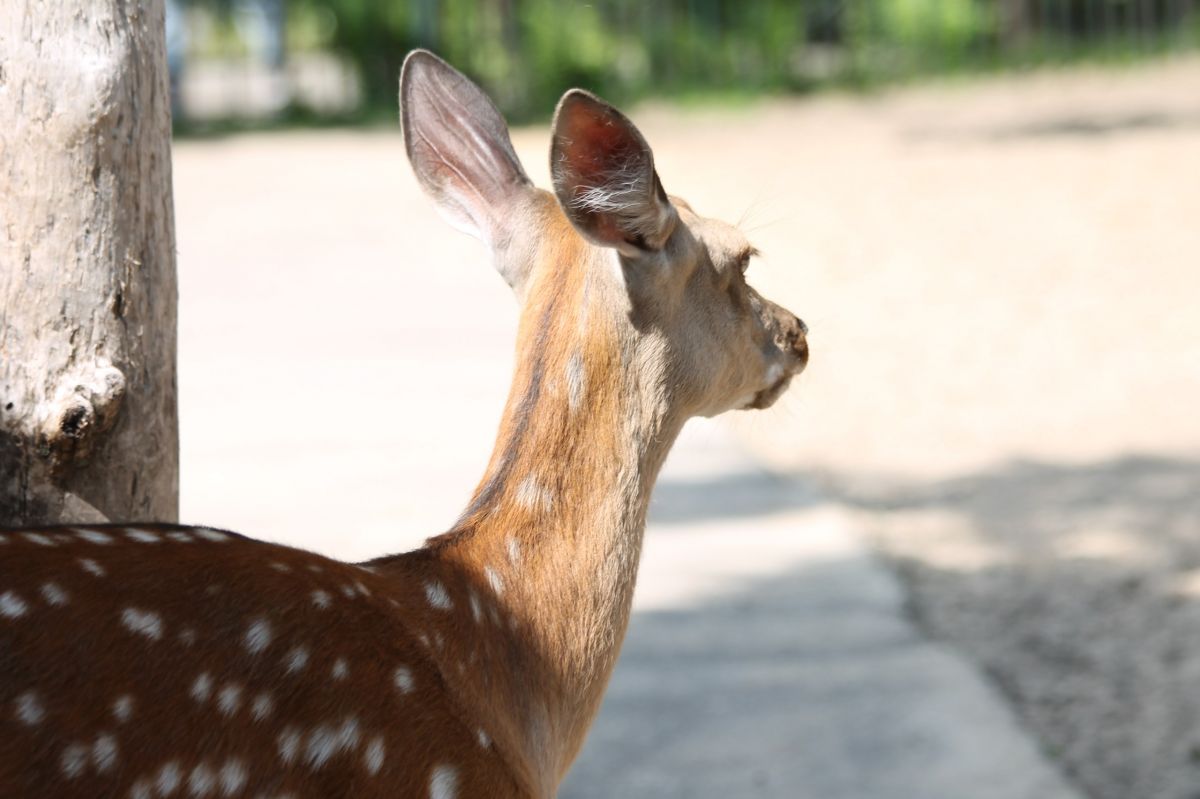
175;0;1200;124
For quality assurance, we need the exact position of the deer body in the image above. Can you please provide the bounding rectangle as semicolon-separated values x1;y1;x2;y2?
0;51;807;798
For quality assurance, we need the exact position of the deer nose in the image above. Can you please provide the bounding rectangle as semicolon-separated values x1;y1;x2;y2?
783;314;808;367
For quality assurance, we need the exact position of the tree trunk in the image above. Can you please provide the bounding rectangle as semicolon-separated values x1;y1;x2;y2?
0;0;178;526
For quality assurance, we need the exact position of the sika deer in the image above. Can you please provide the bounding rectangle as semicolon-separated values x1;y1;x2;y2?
0;50;807;798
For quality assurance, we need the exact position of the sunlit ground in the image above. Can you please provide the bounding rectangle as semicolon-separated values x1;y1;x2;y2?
175;55;1200;799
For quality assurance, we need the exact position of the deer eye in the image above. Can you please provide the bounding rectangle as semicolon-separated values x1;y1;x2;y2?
737;247;758;274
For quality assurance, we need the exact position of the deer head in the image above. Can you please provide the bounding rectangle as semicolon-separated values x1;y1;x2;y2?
400;51;807;429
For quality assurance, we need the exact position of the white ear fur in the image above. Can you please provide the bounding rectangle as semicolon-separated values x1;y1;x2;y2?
550;90;676;258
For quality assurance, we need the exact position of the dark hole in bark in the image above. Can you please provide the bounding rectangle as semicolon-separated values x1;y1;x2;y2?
61;406;89;438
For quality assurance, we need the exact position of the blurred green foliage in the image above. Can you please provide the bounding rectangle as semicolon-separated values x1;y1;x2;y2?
185;0;1200;122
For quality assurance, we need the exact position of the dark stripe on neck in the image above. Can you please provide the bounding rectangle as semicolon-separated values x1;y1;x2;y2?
448;286;562;532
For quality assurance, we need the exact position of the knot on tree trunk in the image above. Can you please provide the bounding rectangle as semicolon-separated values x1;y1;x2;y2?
39;362;126;474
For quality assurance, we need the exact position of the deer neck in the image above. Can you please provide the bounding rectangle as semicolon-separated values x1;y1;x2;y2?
433;239;684;783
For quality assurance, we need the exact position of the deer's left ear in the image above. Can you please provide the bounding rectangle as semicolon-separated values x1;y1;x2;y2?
400;50;534;291
550;90;677;259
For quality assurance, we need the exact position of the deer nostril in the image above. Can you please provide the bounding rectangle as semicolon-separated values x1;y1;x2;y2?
794;334;809;365
796;317;808;335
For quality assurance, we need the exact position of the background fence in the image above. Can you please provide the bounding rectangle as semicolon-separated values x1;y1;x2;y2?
173;0;1200;123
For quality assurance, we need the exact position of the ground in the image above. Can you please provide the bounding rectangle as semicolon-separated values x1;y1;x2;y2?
174;55;1200;798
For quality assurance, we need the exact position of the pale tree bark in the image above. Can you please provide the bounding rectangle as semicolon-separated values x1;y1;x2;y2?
0;0;178;526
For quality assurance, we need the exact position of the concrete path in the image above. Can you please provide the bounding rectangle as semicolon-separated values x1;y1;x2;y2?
561;421;1084;799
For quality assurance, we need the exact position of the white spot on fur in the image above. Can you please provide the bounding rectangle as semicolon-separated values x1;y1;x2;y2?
75;528;114;544
364;736;385;775
244;618;272;654
131;778;153;799
430;764;459;799
566;351;586;411
40;582;69;606
189;762;216;796
284;645;309;674
217;683;243;715
311;589;332;608
277;727;302;764
468;591;482;623
60;742;88;778
112;695;134;723
156;761;182;795
15;691;44;725
306;564;323;574
251;692;274;721
305;718;360;769
79;558;105;577
167;530;193;543
355;581;371;597
179;627;197;645
332;658;349;680
424;580;452;610
514;475;553;514
393;666;415;694
485;566;504;596
194;528;229;542
92;732;118;773
0;590;29;618
191;672;213;703
477;728;491;748
506;537;521;565
23;532;56;546
121;608;163;640
269;561;291;572
125;528;159;544
218;758;247;795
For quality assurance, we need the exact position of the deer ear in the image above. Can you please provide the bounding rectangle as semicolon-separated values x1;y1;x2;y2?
550;90;677;258
400;50;532;257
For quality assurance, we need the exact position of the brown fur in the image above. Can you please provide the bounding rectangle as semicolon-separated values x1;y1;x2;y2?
0;526;525;797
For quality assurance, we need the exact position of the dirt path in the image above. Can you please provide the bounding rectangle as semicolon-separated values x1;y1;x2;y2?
174;55;1200;798
695;57;1200;799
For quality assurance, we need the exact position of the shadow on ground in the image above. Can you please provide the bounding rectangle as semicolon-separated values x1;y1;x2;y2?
816;453;1200;799
562;554;1075;799
649;469;822;524
907;109;1200;142
558;461;1090;799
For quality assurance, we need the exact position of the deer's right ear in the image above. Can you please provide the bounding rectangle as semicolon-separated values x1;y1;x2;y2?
550;90;676;259
400;50;532;261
